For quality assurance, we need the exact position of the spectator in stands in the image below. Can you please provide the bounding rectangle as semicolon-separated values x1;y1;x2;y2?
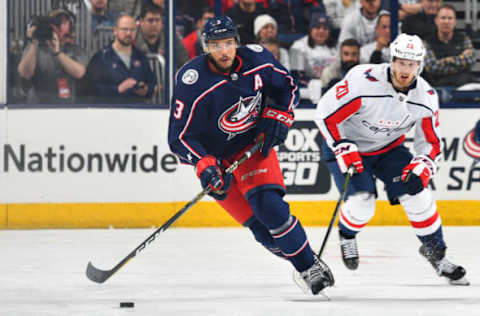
109;0;137;14
324;0;360;41
423;4;476;87
177;0;210;20
153;0;196;37
134;0;197;39
399;0;422;20
17;9;87;104
208;0;235;13
225;0;267;45
86;14;155;104
360;10;391;63
91;0;121;33
183;7;215;60
401;0;441;40
254;14;290;69
338;0;382;46
135;3;189;70
268;0;325;35
321;38;360;93
290;12;338;103
259;38;290;70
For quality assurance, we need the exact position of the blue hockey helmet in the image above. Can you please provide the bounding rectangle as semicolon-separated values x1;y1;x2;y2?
201;15;240;50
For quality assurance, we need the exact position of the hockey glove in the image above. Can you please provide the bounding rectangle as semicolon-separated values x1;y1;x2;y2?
196;155;233;200
333;140;364;174
401;155;436;195
257;107;294;157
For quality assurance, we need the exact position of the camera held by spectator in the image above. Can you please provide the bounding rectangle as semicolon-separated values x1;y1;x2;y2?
28;16;60;43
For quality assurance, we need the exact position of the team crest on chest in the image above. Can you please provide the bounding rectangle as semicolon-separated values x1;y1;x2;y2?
218;91;262;140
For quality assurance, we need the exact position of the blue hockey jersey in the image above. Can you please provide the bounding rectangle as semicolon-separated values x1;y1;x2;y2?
168;45;299;165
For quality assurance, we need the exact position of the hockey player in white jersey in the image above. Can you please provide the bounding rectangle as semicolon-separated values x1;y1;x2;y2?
315;33;469;285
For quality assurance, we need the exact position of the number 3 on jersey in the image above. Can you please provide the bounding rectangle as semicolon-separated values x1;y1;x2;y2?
173;99;185;119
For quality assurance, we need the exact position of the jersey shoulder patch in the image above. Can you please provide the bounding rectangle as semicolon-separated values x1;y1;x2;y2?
246;44;264;53
181;69;199;85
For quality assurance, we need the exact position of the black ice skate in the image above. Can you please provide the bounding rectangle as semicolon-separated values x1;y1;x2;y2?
419;244;470;285
293;256;335;295
339;232;359;270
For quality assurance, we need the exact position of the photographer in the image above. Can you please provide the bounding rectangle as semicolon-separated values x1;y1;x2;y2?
17;9;87;104
84;14;155;104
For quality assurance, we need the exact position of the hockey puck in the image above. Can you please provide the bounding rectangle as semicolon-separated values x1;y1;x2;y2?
120;302;134;308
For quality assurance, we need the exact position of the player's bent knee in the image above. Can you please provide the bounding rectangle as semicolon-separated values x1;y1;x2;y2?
399;189;433;216
248;189;290;229
343;192;376;222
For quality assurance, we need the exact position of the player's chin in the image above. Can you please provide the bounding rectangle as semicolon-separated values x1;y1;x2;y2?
218;60;234;71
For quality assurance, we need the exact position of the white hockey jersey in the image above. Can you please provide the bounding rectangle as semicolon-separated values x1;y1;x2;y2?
315;63;442;163
289;35;338;79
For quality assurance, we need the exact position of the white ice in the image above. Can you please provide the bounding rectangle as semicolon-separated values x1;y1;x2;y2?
1;226;479;316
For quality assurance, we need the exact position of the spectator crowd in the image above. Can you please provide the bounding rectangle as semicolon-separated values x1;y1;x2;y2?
8;0;480;105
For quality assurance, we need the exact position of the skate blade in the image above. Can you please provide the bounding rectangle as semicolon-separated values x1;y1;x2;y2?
292;271;309;294
448;277;470;286
292;271;332;297
318;291;331;300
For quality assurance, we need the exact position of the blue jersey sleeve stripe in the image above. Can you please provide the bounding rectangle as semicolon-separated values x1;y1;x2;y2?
273;67;298;111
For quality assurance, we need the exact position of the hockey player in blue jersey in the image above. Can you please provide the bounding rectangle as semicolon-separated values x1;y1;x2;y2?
168;15;334;295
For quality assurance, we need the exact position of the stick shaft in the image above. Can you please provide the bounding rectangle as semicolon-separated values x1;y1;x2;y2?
318;167;354;258
86;138;264;283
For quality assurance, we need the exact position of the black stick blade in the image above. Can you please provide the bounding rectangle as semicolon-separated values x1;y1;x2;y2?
86;261;112;283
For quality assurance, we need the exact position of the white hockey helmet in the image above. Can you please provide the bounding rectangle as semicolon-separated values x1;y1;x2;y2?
389;33;426;76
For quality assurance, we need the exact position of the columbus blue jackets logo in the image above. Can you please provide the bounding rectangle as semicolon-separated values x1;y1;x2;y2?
218;91;262;140
463;127;480;168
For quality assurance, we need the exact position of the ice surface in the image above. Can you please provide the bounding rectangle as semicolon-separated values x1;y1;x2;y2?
0;226;479;316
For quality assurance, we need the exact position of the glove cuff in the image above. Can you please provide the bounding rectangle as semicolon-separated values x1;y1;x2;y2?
411;155;436;177
195;155;218;178
333;139;359;154
262;107;294;128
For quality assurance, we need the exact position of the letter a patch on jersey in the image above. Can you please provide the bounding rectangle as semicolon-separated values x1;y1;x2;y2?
254;74;263;91
336;80;349;100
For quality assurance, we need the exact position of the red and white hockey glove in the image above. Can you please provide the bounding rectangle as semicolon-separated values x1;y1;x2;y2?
256;107;294;157
401;155;436;195
333;140;364;174
196;155;232;200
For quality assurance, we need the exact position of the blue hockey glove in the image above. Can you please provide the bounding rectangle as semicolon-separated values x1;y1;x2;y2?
196;155;233;200
256;107;294;157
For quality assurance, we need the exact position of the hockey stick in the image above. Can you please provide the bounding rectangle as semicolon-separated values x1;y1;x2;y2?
318;166;355;258
86;138;264;284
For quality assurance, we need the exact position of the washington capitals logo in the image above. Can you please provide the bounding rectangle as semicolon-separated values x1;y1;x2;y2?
364;68;378;82
218;91;262;140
